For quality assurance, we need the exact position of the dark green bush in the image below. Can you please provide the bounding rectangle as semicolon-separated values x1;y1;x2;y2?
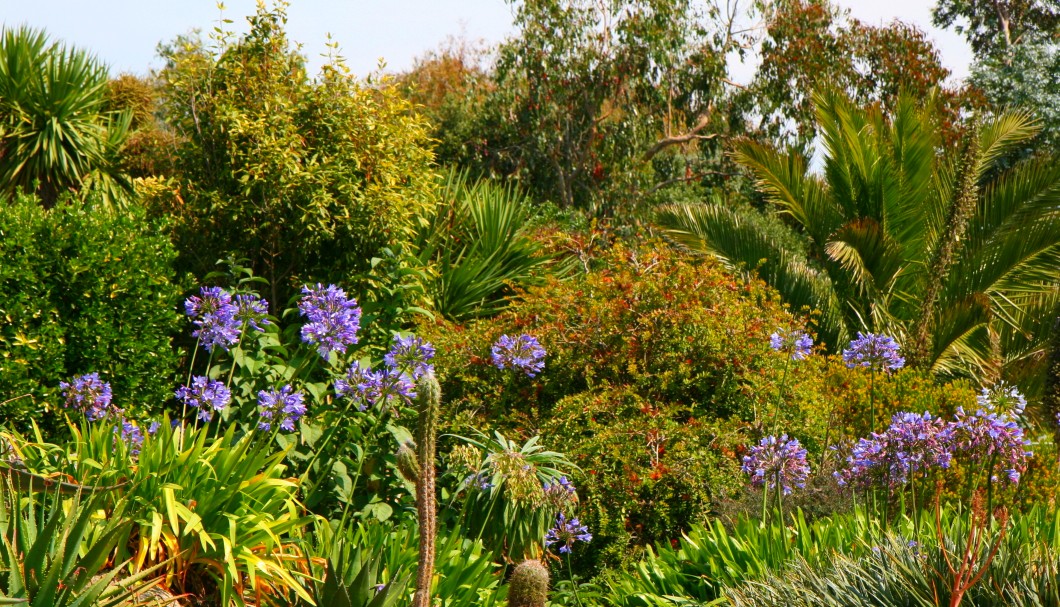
0;194;183;431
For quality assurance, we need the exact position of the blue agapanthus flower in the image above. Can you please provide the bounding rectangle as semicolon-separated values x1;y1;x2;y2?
491;334;546;377
545;513;592;554
257;385;307;432
116;418;145;455
335;361;417;411
741;434;811;495
384;334;435;379
769;329;814;360
835;411;954;489
298;284;361;359
59;373;115;422
185;286;241;352
175;375;232;422
842;332;905;372
234;293;271;333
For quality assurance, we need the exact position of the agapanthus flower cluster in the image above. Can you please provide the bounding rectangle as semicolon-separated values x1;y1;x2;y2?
334;335;435;411
741;435;811;495
545;513;592;554
383;334;435;379
835;411;953;489
116;418;144;456
298;284;361;359
842;332;905;372
59;373;116;421
951;405;1031;484
491;334;546;377
234;293;270;333
976;382;1027;418
257;385;307;432
185;287;241;352
174;375;232;422
468;470;493;492
770;329;814;361
543;476;578;507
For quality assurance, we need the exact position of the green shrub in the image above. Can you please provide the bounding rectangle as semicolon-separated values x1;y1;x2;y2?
157;3;438;310
0;194;183;431
420;240;992;570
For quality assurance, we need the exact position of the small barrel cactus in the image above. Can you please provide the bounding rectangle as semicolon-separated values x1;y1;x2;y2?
509;559;550;607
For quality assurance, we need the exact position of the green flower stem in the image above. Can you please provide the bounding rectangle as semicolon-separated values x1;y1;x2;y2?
567;553;584;607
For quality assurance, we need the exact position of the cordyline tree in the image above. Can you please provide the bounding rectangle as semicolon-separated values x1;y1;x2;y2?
659;90;1060;399
155;2;437;307
0;26;132;208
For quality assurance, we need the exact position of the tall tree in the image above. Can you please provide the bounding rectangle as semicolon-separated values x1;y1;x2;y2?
932;0;1060;60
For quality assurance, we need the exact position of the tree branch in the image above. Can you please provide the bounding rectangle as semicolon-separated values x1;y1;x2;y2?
641;110;718;163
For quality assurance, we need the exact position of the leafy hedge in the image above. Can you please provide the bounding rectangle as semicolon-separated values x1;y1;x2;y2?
0;194;183;430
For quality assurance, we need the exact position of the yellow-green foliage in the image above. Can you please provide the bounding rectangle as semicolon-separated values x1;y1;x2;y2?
156;2;437;303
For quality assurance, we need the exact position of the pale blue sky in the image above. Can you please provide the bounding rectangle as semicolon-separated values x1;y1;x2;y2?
0;0;971;82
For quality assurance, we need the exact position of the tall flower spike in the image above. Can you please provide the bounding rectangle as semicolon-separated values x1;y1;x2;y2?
185;286;241;352
741;434;811;495
59;373;115;422
769;329;814;361
491;334;546;377
298;283;361;359
842;332;905;372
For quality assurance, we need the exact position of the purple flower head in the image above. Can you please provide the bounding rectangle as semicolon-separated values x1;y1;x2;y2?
59;373;115;422
976;382;1027;418
491;334;546;377
185;286;241;352
257;385;306;432
147;421;162;435
544;476;577;496
842;332;905;372
234;294;270;333
384;334;435;379
545;513;592;554
835;411;953;489
175;375;232;422
769;329;814;361
741;434;811;495
115;418;144;455
299;284;361;359
335;361;416;411
469;471;493;491
951;405;1031;485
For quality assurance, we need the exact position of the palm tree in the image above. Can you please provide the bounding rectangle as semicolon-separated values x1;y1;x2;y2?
658;90;1060;396
0;26;131;207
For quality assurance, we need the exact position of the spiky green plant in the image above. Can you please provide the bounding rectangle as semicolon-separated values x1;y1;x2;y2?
0;26;132;207
0;482;161;607
416;169;570;320
658;90;1060;397
412;371;441;607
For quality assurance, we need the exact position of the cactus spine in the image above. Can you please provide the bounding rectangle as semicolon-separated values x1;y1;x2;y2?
508;559;550;607
412;371;441;607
